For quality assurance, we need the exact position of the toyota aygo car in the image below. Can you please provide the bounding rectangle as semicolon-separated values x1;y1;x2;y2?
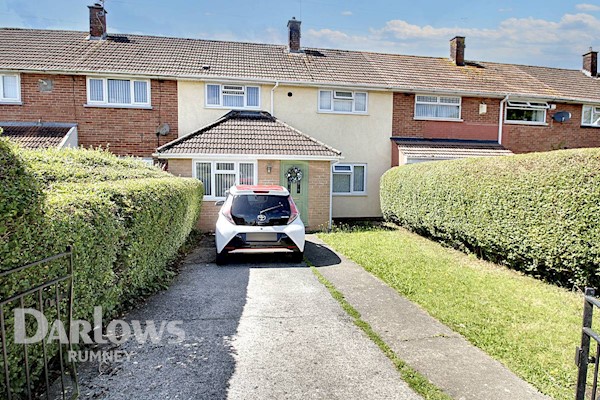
214;185;305;265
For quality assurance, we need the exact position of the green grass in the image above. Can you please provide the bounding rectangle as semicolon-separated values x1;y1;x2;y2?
309;263;452;400
318;226;594;400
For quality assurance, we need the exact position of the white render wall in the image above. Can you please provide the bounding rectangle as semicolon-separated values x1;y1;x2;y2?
177;80;393;218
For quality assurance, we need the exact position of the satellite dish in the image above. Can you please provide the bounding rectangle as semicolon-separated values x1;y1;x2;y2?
156;123;170;136
552;111;571;123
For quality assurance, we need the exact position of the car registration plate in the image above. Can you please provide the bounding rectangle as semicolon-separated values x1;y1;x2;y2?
246;233;278;242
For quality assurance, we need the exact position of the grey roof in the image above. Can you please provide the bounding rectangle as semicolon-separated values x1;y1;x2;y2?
1;124;71;149
392;137;513;159
2;28;600;102
156;111;342;158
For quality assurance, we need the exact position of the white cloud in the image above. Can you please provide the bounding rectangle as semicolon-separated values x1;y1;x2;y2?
576;3;600;11
341;11;352;16
303;13;600;68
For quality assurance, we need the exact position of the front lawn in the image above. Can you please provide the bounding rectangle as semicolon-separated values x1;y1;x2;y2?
318;226;591;400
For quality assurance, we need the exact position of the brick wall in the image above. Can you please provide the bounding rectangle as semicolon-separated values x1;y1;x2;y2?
392;93;600;154
0;73;178;157
308;161;331;231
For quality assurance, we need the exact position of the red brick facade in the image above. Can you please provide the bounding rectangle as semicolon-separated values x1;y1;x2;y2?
392;93;600;157
0;73;178;157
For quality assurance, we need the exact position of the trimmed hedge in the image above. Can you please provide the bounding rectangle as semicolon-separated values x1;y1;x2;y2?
0;141;203;395
380;149;600;289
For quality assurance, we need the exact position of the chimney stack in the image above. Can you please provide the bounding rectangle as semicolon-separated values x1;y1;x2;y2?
287;17;302;53
88;3;107;40
583;48;598;77
450;36;465;66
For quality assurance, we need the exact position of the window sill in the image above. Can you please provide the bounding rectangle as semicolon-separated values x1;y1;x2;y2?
504;121;548;126
204;105;261;111
0;101;22;105
84;103;153;110
333;193;368;197
318;111;369;116
581;124;600;129
413;117;463;122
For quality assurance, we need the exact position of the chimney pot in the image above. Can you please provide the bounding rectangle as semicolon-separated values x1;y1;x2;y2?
88;3;107;40
450;36;465;66
287;17;302;53
583;49;598;77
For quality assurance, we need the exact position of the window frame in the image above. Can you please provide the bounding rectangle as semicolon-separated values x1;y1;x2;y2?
0;73;21;104
332;163;367;196
192;160;258;200
204;83;261;109
504;100;549;125
318;89;368;114
86;76;151;108
581;105;600;127
413;94;462;121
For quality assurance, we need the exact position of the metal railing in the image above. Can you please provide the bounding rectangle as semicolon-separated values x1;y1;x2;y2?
0;247;78;399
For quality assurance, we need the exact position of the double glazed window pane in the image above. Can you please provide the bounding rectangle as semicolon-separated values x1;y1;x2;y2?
2;75;18;99
215;173;236;198
89;79;104;102
353;165;365;192
246;87;259;107
416;104;459;119
133;81;148;103
506;108;544;122
207;84;220;105
354;92;367;112
196;163;212;196
333;99;353;112
239;163;255;185
108;79;131;104
320;90;332;110
223;94;244;108
333;173;351;193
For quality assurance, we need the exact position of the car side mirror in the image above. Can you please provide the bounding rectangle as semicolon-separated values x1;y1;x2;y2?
215;200;225;206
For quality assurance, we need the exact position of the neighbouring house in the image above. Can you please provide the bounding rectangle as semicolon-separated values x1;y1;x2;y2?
2;3;600;229
1;122;78;149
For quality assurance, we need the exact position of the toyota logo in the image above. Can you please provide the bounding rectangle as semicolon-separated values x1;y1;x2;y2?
257;214;266;222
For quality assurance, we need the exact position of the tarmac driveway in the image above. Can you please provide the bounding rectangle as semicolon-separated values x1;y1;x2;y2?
77;237;421;400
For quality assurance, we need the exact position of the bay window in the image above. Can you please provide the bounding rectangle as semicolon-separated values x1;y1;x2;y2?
319;90;367;114
194;160;257;199
87;77;151;107
582;105;600;127
332;164;366;195
505;100;548;124
205;84;260;109
414;95;461;120
0;73;20;103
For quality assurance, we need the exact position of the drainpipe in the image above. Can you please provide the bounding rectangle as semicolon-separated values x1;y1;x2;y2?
328;160;338;231
270;81;279;115
498;94;509;144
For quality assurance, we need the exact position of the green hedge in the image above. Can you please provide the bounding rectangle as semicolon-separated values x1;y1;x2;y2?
380;149;600;288
0;140;203;396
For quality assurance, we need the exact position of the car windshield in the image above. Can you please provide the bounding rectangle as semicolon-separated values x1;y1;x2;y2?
230;194;291;225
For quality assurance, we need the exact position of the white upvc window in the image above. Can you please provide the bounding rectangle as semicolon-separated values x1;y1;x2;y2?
414;95;461;120
582;105;600;127
318;90;368;114
86;77;151;108
205;84;260;109
332;164;367;195
0;73;21;103
193;160;257;199
504;100;549;125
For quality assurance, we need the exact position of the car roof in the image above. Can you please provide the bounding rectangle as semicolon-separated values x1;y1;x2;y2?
230;185;290;196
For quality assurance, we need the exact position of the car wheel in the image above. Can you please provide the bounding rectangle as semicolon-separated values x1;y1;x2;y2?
290;251;304;263
216;251;227;266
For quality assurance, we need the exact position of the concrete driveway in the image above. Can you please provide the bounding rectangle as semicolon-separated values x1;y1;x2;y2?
77;237;421;400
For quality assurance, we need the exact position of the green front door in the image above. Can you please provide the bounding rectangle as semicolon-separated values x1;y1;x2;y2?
280;161;309;226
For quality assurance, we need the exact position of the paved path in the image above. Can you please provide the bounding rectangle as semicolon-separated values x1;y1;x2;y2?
306;234;551;400
77;238;421;400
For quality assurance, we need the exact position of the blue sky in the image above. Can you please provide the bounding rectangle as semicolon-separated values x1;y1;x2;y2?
2;0;600;69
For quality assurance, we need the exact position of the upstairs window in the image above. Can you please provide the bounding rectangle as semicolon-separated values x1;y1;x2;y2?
332;164;366;195
414;95;461;120
505;100;548;124
87;77;151;107
206;84;260;109
582;105;600;126
319;90;367;114
0;73;20;103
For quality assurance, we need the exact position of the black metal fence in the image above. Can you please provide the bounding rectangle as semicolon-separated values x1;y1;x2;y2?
576;287;600;400
0;247;78;399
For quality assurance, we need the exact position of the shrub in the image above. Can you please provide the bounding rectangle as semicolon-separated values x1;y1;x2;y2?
380;149;600;289
0;141;203;396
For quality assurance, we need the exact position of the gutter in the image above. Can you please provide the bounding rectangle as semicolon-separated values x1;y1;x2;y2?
271;81;279;115
498;94;509;145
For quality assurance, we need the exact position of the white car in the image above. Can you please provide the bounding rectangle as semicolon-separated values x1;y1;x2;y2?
215;185;305;265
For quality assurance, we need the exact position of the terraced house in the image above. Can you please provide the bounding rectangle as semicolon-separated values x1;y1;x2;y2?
2;3;600;230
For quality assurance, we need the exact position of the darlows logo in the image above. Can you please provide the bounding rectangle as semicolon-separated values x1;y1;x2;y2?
14;307;185;345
